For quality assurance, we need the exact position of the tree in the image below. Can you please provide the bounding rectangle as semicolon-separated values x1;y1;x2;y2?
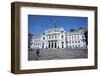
79;27;83;29
70;29;75;32
28;33;33;49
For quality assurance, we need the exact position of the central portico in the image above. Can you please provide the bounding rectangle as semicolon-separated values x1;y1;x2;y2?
48;40;58;48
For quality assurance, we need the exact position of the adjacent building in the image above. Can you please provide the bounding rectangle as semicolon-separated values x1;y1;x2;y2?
66;30;87;48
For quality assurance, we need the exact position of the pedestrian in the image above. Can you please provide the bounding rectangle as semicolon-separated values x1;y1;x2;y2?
58;46;59;49
36;49;40;56
46;46;47;50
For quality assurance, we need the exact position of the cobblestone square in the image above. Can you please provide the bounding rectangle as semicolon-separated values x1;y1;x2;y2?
28;48;88;60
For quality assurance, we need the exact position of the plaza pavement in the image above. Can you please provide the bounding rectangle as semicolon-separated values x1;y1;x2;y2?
28;48;88;60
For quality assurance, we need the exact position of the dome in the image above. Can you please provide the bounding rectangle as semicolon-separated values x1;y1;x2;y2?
44;19;65;33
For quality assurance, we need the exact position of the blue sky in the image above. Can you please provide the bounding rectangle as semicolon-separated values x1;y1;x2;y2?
28;15;88;35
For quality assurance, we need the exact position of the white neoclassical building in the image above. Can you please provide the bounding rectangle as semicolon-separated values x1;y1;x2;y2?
30;26;87;49
66;30;87;48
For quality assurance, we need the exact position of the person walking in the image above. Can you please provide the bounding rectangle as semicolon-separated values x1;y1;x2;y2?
46;46;47;50
36;49;40;56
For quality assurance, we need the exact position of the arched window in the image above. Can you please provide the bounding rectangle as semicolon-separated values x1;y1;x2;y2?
61;41;64;44
61;31;64;33
61;42;64;48
43;37;45;40
52;42;53;48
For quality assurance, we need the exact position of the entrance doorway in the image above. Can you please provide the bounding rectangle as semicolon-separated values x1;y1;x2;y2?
48;43;50;48
52;42;53;48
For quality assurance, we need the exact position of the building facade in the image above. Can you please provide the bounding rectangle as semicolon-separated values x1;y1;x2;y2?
66;30;87;48
30;26;87;49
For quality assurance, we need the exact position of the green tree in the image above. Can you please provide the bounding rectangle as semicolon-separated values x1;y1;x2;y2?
70;29;75;32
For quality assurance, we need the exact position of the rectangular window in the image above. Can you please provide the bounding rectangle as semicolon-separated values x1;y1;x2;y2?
49;36;51;39
69;41;71;44
72;36;73;39
61;35;64;39
42;43;44;45
55;35;57;39
77;36;79;39
52;35;53;39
